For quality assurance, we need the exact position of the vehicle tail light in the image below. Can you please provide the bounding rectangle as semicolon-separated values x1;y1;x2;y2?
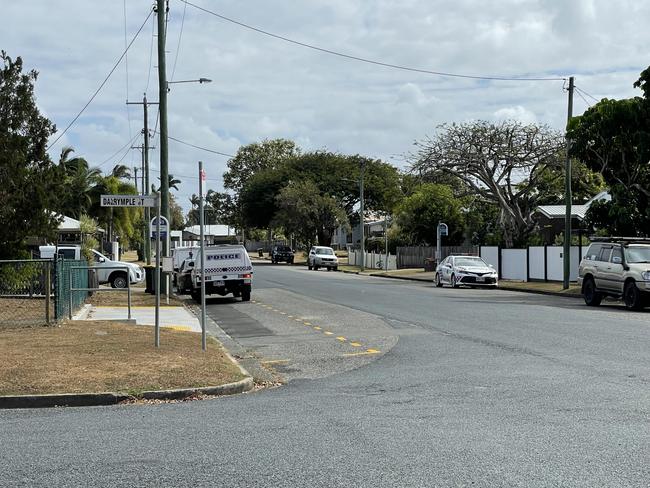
240;273;252;278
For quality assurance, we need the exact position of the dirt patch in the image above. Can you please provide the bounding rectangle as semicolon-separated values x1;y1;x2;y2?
0;320;245;396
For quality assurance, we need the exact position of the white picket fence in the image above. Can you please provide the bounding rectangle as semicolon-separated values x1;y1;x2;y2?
348;250;397;270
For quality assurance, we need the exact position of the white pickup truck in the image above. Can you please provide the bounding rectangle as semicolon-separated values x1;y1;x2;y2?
39;245;145;288
177;245;253;302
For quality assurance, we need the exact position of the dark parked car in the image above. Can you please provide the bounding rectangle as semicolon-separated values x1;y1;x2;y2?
271;245;294;264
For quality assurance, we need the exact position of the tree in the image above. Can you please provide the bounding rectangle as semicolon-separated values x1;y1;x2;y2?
168;194;184;230
394;184;464;245
110;164;131;180
156;173;180;192
223;139;300;194
58;147;102;219
0;52;62;258
568;69;650;236
411;120;566;247
274;180;348;247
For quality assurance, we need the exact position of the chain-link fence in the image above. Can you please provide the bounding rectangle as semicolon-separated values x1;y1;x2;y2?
54;259;89;321
0;260;54;327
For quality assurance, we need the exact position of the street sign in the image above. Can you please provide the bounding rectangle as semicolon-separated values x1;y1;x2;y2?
438;223;448;236
150;216;169;239
101;194;157;207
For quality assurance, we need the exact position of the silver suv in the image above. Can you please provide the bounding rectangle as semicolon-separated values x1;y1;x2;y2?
578;238;650;310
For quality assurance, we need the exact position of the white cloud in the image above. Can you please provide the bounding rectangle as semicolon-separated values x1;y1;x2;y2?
493;106;538;124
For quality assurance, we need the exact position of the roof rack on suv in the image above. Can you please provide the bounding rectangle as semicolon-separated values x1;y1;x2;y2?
589;236;650;245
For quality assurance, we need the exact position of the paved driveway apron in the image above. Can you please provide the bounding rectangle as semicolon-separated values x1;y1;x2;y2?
1;265;649;487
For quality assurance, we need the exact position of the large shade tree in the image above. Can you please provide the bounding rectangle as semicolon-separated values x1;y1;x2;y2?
411;120;566;247
0;52;62;258
568;68;650;236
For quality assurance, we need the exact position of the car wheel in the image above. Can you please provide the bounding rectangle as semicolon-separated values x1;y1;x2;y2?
241;290;251;302
623;281;644;310
191;291;200;302
582;277;602;307
434;273;443;287
314;265;319;271
333;266;338;271
451;274;459;288
111;272;128;289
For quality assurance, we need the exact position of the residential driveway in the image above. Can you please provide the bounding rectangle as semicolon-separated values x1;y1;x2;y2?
1;265;648;487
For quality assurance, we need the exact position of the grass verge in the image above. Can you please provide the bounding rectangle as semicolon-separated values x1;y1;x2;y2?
0;320;245;396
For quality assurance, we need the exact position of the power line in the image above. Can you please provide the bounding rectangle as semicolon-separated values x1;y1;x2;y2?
145;8;156;93
123;0;133;165
97;132;142;169
574;88;591;108
170;0;188;82
575;86;599;104
154;131;234;157
181;0;566;82
47;7;154;150
149;167;222;182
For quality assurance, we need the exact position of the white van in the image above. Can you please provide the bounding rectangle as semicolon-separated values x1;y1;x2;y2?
39;245;144;288
178;245;253;302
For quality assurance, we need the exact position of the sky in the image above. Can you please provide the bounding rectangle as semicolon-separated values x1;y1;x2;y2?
3;0;650;214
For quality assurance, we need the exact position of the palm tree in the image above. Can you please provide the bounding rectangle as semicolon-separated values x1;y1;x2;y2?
156;174;181;192
58;147;102;218
111;164;131;180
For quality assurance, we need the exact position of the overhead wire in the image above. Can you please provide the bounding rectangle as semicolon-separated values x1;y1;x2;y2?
180;0;566;82
97;131;142;169
123;0;134;165
152;131;234;157
575;86;600;104
574;88;592;108
170;0;188;82
47;7;154;150
145;9;156;93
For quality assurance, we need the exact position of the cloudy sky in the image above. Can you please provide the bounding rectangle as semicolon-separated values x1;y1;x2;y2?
3;0;650;213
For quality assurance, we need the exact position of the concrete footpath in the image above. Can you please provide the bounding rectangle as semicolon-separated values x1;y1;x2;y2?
82;305;202;332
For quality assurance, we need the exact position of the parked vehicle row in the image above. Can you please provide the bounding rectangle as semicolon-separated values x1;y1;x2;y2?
578;237;650;310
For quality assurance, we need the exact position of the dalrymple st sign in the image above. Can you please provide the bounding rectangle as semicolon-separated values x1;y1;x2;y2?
101;195;157;207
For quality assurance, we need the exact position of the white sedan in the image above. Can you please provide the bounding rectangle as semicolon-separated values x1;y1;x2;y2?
435;255;498;288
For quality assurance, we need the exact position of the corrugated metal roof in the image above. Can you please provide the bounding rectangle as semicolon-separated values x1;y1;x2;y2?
536;191;610;221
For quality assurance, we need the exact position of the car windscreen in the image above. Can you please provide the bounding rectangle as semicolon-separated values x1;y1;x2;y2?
455;257;485;267
276;246;291;252
625;246;650;263
316;248;334;255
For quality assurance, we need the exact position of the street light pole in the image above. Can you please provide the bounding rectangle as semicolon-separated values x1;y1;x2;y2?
156;0;169;262
359;160;366;272
563;76;575;290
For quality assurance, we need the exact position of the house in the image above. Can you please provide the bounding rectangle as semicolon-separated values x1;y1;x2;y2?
331;213;387;249
182;224;237;245
535;191;611;244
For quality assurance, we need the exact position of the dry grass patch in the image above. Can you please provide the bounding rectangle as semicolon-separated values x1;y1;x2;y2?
0;320;244;396
87;288;184;307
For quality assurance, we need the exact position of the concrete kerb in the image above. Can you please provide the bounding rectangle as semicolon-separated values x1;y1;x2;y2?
0;377;254;409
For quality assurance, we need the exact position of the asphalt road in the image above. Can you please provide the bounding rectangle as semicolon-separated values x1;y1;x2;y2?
2;265;649;487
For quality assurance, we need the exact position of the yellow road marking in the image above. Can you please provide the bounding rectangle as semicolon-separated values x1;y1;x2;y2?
295;318;302;322
350;342;362;347
167;325;193;331
343;349;381;357
288;315;294;318
336;336;346;342
303;322;312;326
313;326;322;330
261;359;290;365
324;331;333;335
280;312;287;315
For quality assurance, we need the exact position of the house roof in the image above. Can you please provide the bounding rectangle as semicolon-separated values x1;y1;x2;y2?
183;225;235;237
56;215;105;233
536;191;611;221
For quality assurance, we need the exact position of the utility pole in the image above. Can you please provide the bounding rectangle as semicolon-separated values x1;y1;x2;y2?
156;0;170;259
359;160;366;272
127;95;157;265
133;167;138;193
563;76;574;290
199;161;207;351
